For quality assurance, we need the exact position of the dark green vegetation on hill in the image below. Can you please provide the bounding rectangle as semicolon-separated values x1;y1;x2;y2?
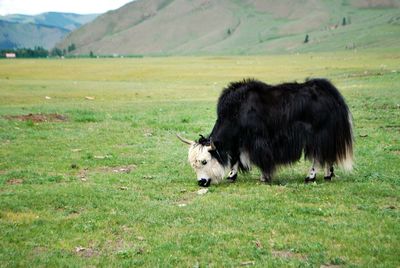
0;51;399;266
58;0;400;55
0;12;98;49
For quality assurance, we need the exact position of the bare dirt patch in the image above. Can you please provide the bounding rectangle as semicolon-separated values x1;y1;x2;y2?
75;246;99;258
77;165;136;181
391;150;400;155
33;246;48;255
4;113;67;123
98;165;137;174
77;168;89;181
6;178;23;185
272;250;306;260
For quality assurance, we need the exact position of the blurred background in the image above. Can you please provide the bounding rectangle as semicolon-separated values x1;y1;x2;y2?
1;0;399;57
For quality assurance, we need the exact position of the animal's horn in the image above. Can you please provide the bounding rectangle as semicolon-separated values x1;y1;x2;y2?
209;138;216;151
176;134;194;145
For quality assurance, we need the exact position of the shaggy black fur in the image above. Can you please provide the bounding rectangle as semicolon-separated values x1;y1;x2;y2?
205;78;353;182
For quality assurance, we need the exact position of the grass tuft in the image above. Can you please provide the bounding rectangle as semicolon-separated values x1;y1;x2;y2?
69;110;104;123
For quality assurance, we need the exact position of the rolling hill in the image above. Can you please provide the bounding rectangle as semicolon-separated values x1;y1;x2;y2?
57;0;400;55
0;12;98;49
0;20;69;49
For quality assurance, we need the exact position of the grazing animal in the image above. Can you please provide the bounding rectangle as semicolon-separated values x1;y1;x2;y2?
178;78;353;187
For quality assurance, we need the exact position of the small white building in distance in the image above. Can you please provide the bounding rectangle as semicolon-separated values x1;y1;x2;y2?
5;53;16;58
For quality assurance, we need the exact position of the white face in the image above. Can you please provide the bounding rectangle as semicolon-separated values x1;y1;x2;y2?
188;143;227;186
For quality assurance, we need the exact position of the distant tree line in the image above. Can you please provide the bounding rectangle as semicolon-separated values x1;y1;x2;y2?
0;43;79;58
0;43;142;59
0;46;49;58
0;47;144;58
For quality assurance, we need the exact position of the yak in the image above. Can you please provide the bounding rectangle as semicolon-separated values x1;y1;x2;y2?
178;78;353;187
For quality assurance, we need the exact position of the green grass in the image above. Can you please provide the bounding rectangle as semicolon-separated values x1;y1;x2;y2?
0;51;399;267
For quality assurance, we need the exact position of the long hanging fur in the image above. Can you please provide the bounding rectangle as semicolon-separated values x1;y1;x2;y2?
208;78;354;178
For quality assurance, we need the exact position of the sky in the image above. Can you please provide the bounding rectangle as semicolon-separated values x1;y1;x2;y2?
0;0;134;15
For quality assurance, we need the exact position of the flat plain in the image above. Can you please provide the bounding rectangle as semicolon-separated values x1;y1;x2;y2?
0;51;399;267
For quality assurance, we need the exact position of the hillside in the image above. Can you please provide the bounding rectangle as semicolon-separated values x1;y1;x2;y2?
58;0;400;55
0;20;69;49
0;12;98;49
1;12;98;31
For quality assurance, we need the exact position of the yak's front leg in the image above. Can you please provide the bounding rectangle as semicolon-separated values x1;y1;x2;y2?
227;162;238;182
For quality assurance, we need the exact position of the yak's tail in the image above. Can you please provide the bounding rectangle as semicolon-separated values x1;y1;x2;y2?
339;112;354;171
309;79;354;171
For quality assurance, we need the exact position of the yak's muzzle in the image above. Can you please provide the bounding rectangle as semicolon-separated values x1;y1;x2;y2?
198;178;211;187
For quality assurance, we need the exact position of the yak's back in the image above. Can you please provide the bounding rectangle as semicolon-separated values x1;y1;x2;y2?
217;79;269;118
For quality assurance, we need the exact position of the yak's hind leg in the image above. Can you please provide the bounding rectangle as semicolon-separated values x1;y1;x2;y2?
324;165;335;181
305;160;317;183
227;162;238;182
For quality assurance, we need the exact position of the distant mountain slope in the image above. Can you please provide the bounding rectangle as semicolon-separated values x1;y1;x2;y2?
0;12;98;49
0;20;69;49
2;12;98;31
58;0;400;55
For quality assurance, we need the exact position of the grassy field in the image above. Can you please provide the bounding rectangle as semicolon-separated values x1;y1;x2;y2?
0;51;399;267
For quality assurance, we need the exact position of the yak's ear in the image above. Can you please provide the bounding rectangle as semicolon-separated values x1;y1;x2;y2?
176;134;194;145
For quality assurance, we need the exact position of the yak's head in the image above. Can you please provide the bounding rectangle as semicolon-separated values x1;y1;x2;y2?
177;134;228;187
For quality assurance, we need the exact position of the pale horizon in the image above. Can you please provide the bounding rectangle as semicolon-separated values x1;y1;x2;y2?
0;0;134;16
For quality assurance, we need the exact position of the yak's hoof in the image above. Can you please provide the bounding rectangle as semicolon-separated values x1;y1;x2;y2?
227;173;237;182
260;177;272;185
305;177;316;183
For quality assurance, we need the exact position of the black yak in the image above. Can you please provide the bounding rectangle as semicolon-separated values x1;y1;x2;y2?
178;78;353;187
